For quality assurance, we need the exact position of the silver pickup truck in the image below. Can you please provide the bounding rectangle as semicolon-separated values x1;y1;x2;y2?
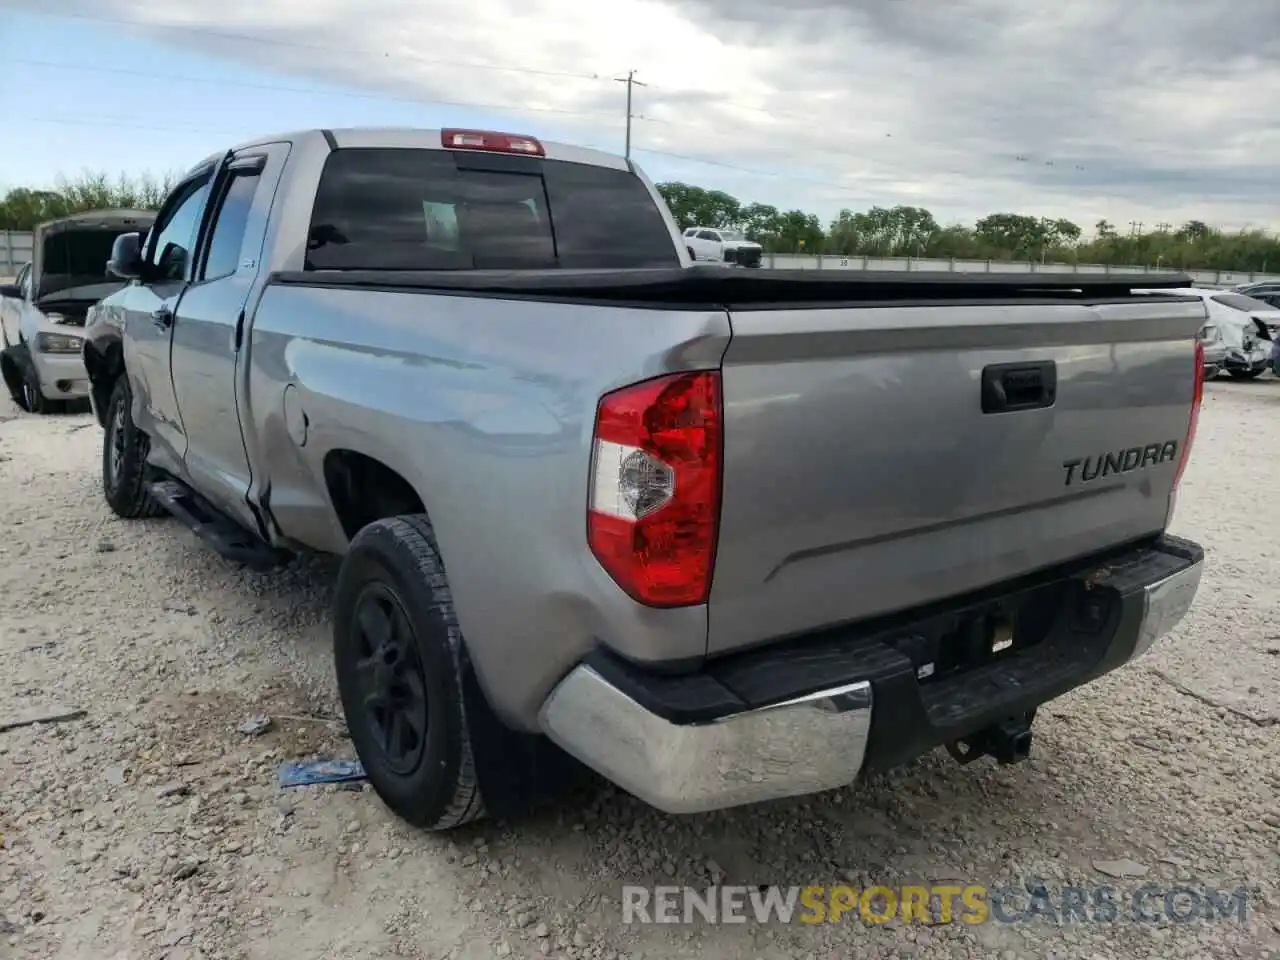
83;127;1207;830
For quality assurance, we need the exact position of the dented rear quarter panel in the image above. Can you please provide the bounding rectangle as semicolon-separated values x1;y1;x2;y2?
245;282;730;729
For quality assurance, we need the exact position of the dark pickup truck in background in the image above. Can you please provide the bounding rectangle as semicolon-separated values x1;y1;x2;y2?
83;126;1206;829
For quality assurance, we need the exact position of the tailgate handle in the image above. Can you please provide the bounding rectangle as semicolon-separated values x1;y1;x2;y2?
981;361;1056;413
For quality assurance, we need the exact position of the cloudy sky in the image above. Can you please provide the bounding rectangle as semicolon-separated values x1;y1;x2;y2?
2;0;1277;231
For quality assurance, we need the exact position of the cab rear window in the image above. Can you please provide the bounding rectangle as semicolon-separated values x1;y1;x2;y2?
306;147;679;271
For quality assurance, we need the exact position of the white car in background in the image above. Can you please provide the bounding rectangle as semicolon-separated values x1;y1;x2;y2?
682;226;764;267
0;210;154;413
1139;287;1277;380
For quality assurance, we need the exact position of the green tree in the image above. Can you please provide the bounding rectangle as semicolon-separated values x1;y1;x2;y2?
653;182;742;231
740;202;782;243
774;209;824;253
827;205;939;257
0;171;177;230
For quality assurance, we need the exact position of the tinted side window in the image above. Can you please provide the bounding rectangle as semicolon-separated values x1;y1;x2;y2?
541;161;679;269
149;181;211;281
201;173;261;280
307;148;679;271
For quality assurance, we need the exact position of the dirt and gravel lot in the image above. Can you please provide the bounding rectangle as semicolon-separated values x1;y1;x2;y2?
2;379;1278;960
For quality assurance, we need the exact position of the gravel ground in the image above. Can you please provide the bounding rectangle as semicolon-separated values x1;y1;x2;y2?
2;379;1278;960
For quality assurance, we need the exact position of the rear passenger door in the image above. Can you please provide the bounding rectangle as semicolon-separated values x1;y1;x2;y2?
169;143;290;533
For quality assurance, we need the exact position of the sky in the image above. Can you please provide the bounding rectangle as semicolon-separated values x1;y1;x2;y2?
1;0;1277;232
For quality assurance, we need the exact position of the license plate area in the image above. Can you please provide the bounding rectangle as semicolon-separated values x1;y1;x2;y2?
885;581;1072;684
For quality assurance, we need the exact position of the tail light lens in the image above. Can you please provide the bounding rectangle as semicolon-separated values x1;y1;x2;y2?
587;371;722;607
1173;340;1204;490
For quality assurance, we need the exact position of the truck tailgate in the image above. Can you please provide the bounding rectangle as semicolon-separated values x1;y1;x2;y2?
708;297;1204;655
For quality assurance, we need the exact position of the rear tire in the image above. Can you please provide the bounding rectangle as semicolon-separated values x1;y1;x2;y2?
686;246;696;260
333;515;489;830
333;514;580;829
102;376;165;518
1227;368;1264;380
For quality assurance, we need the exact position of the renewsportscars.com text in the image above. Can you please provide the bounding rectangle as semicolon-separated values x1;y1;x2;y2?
622;884;1250;926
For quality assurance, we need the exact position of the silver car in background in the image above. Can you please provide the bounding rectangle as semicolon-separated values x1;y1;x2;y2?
1140;287;1276;380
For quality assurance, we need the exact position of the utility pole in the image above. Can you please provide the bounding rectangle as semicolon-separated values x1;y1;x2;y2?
615;69;647;160
1156;222;1172;233
1129;220;1143;237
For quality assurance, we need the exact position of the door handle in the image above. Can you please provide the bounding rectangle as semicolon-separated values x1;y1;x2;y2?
981;360;1057;413
151;306;173;329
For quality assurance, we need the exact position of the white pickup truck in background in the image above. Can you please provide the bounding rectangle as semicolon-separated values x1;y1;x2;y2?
682;226;763;267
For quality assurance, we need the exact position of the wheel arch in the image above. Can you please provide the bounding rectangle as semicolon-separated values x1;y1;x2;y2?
83;335;125;427
322;447;430;542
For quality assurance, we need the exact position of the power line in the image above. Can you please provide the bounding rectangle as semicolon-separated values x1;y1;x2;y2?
42;9;1038;149
38;8;1255;175
630;146;883;198
15;23;1127;174
57;9;848;129
46;11;609;83
6;109;1106;207
8;58;622;122
1;111;885;202
615;70;648;160
10;57;1093;178
8;115;249;137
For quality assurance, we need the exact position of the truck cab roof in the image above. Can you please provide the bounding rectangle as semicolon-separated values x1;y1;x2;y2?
204;127;634;173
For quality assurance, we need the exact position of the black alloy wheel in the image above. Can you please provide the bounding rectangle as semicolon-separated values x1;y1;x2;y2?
348;582;430;776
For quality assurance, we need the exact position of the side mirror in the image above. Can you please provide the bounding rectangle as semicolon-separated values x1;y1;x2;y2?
0;283;21;299
107;232;145;280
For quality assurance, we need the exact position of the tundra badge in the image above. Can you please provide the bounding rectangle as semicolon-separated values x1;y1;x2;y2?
1062;441;1179;486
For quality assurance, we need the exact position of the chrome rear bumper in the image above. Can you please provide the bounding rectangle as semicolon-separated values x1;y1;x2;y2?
1130;558;1203;662
539;669;871;814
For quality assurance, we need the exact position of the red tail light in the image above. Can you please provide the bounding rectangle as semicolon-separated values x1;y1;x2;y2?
1173;339;1204;490
587;371;722;607
441;128;545;156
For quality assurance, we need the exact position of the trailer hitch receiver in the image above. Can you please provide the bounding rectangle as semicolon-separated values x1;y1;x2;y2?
946;712;1035;766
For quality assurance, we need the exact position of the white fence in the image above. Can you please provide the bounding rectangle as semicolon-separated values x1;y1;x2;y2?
3;227;1277;288
765;254;1280;288
1;230;34;279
